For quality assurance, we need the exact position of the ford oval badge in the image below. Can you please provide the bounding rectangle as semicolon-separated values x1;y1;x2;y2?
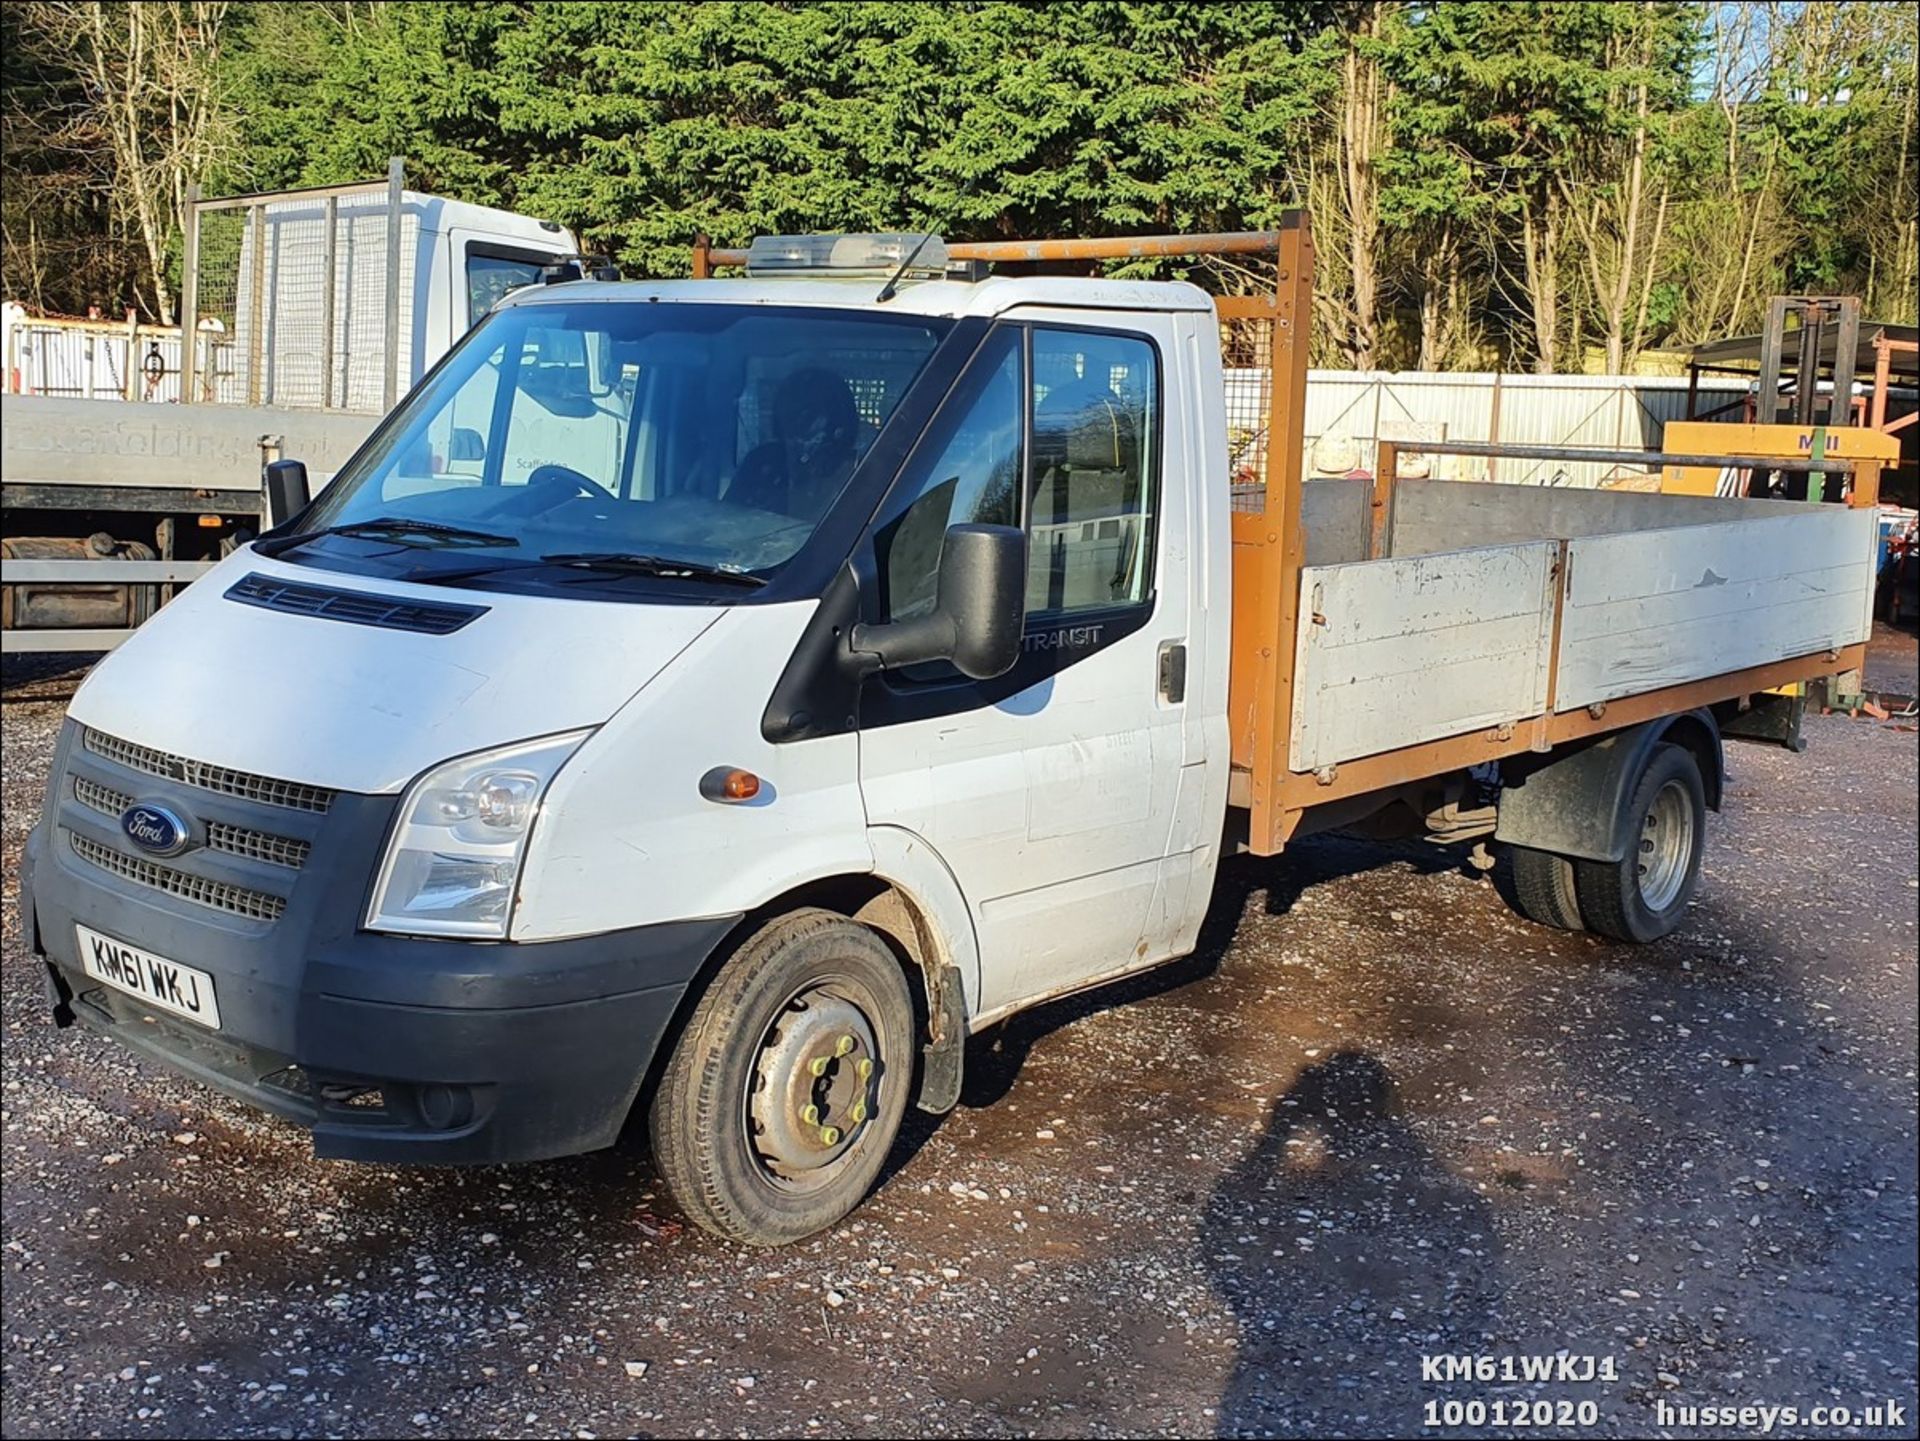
120;802;190;856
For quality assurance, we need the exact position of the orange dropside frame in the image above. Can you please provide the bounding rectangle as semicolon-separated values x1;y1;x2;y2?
690;221;1877;857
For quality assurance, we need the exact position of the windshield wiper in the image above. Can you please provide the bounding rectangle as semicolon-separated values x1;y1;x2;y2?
398;557;540;585
256;517;520;557
539;552;767;587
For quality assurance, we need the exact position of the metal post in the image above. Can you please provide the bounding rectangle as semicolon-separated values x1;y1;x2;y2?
1259;217;1315;850
1487;371;1504;482
321;194;337;409
1793;303;1823;428
1370;441;1398;558
123;309;139;401
248;202;266;406
1756;296;1789;425
179;182;200;404
384;156;404;411
1829;297;1860;428
1870;335;1893;430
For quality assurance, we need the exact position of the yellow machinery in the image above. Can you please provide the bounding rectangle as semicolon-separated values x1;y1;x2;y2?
1661;421;1898;499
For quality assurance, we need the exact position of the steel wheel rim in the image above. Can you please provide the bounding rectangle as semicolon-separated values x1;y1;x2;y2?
1635;779;1694;912
743;976;883;1195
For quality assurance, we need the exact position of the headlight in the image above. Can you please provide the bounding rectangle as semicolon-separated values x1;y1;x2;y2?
367;730;591;938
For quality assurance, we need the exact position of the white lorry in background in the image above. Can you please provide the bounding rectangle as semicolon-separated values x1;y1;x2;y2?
1;158;577;652
19;228;1881;1247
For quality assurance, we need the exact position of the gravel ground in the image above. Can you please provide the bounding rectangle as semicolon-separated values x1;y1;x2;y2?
2;640;1916;1440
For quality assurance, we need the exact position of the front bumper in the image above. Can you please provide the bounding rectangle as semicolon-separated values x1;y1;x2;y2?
23;721;737;1165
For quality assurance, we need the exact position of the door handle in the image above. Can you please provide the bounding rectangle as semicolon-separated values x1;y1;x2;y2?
1157;640;1187;703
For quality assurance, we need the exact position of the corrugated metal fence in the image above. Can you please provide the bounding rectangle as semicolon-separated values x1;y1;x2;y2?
1233;369;1750;489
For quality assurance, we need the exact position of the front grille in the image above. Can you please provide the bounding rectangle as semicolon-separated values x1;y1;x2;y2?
225;571;486;635
69;832;286;921
71;775;311;870
72;774;129;818
82;727;334;814
204;820;310;869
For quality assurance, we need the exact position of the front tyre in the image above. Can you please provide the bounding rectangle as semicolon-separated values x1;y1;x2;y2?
1574;743;1707;944
648;909;915;1246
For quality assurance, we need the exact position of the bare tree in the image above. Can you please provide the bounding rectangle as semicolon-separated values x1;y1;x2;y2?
19;1;233;323
1336;1;1389;369
1508;193;1562;374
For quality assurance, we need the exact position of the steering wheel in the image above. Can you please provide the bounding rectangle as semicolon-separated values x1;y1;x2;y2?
526;463;618;504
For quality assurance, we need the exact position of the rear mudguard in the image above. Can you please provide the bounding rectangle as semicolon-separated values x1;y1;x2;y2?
1496;710;1723;864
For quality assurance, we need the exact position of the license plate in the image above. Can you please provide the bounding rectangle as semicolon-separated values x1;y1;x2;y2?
76;924;222;1030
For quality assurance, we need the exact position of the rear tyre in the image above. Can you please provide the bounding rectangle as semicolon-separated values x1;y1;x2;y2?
1574;743;1707;944
648;909;915;1246
1509;846;1585;931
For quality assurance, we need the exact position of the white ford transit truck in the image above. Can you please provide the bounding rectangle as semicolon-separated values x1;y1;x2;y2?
21;225;1882;1245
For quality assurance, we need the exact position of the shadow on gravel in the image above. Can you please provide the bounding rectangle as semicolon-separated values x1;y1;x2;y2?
1204;1050;1501;1438
957;836;1467;1110
0;652;93;700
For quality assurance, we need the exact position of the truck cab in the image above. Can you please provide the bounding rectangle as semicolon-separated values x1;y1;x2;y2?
221;188;579;411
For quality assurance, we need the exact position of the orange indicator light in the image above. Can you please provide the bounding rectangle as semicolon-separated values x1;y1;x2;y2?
700;766;763;803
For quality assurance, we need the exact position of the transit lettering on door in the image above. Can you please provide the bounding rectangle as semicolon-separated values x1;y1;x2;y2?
1024;622;1105;652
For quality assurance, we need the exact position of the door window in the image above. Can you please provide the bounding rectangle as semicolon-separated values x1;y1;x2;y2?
872;323;1160;632
1027;328;1158;616
872;330;1025;622
467;249;549;326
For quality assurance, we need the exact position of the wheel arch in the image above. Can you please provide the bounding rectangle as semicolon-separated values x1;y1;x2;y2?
1496;709;1723;865
631;846;978;1129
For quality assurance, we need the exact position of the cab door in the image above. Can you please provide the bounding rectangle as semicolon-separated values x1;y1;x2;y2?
857;314;1194;1017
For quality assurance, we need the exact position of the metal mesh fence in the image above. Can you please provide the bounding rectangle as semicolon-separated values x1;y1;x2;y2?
190;206;247;403
189;183;407;411
1221;315;1274;513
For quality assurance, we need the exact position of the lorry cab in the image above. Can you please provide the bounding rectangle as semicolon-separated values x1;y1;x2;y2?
23;234;1234;1245
229;189;578;411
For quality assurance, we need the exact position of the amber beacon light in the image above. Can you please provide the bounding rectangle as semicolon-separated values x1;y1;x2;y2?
699;766;763;803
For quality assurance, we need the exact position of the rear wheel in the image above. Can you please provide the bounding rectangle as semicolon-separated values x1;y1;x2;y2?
1509;846;1585;931
1574;743;1707;944
648;909;915;1246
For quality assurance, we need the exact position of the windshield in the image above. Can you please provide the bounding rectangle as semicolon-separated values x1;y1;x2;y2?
291;299;950;587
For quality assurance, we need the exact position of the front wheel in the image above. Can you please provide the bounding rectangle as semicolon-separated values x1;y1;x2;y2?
1574;743;1707;944
648;909;915;1246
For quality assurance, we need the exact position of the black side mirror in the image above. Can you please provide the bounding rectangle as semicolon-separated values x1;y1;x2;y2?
264;459;311;528
851;523;1027;680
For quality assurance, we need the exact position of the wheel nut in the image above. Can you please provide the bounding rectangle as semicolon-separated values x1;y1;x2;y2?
819;1126;840;1146
850;1101;867;1124
856;1057;874;1080
835;1034;856;1057
809;1056;830;1077
801;1104;819;1125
